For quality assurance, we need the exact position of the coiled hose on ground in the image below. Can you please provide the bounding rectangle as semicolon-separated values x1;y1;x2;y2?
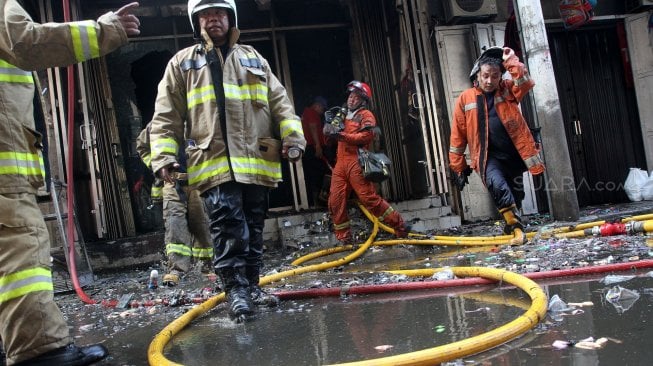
148;204;653;365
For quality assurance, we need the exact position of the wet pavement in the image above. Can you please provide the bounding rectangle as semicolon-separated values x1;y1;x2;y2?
55;201;653;365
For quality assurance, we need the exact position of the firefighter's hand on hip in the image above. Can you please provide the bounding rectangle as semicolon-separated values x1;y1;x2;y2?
158;162;180;184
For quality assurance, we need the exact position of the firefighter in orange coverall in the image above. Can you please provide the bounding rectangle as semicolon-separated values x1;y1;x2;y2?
449;47;545;245
0;2;140;365
324;81;409;244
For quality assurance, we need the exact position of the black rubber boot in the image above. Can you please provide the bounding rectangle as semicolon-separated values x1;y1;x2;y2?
218;267;254;321
14;344;108;366
246;266;279;307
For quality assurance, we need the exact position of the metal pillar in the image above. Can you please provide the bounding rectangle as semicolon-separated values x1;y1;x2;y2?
514;0;580;221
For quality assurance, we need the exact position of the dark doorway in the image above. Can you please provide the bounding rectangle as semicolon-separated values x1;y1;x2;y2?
129;51;172;232
548;22;645;206
244;28;353;209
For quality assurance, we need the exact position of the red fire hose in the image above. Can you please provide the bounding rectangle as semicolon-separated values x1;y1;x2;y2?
63;0;95;304
274;259;653;300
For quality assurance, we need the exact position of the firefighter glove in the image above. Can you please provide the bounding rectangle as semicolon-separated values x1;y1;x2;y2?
452;167;473;191
323;123;342;139
502;47;515;61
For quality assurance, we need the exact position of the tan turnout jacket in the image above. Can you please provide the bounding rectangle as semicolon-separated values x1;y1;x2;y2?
149;29;305;194
0;0;128;195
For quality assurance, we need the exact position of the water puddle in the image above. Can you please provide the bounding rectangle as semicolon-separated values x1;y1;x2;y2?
161;272;653;365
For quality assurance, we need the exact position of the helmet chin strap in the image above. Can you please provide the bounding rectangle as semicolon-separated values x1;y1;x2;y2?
201;28;214;49
347;101;366;117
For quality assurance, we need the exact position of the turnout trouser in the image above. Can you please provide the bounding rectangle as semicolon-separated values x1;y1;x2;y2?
0;193;70;365
162;182;213;273
202;182;268;272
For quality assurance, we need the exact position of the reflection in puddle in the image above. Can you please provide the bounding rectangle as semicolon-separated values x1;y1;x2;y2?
164;274;653;366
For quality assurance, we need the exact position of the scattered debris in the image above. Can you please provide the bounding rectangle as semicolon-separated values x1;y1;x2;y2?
552;336;611;350
548;295;591;321
116;293;134;309
605;286;640;313
432;268;455;281
464;307;490;313
575;337;609;350
548;294;573;313
374;345;394;352
52;201;653;364
600;275;636;285
148;269;159;289
78;324;94;333
567;301;593;307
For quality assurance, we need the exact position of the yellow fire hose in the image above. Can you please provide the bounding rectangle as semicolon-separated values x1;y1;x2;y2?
148;221;380;365
149;216;546;365
149;202;650;365
328;267;547;366
553;219;653;239
462;291;532;311
366;203;653;242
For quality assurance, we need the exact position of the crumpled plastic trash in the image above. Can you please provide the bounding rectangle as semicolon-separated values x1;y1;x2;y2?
600;274;636;285
548;294;574;312
432;268;455;281
374;345;394;352
548;294;575;321
605;285;640;313
552;340;572;349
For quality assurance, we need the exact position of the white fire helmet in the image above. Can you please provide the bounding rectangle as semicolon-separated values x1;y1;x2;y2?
187;0;238;38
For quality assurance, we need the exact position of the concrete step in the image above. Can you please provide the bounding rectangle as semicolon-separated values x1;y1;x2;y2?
264;198;461;249
81;199;460;272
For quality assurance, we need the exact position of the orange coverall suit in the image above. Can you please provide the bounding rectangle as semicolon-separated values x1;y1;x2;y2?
328;108;406;242
449;53;544;210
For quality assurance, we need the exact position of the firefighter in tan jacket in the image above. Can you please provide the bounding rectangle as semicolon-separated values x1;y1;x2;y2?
136;123;213;286
0;1;140;365
150;0;305;321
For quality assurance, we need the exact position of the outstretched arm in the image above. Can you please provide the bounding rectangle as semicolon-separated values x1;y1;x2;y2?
0;0;140;70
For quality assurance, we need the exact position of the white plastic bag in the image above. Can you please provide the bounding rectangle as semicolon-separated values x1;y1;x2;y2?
624;168;648;202
641;172;653;200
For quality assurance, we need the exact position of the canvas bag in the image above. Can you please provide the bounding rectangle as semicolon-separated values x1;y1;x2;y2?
358;148;391;183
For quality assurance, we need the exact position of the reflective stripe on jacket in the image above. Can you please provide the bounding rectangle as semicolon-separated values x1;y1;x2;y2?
0;0;127;194
136;123;153;168
449;53;542;182
150;29;305;194
0;267;53;305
